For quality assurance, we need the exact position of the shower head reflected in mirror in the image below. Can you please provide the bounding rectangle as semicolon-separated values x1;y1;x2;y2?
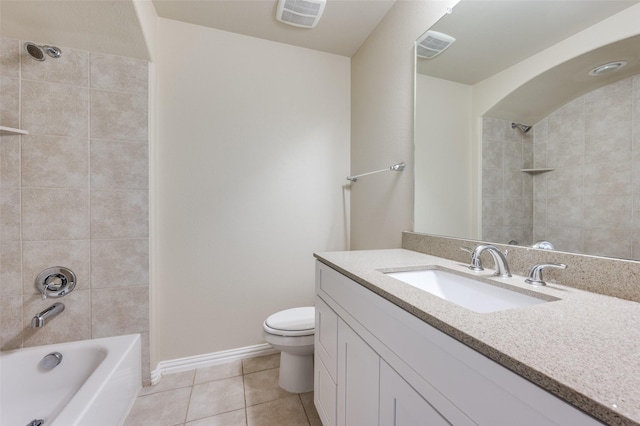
24;42;62;61
511;122;532;134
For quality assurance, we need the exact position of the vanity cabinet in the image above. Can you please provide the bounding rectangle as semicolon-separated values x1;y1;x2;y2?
314;260;604;426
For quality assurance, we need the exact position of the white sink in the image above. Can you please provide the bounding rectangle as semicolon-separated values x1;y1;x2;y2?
385;268;549;313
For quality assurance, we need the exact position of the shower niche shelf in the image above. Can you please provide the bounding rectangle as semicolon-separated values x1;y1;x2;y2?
0;126;28;136
520;168;553;175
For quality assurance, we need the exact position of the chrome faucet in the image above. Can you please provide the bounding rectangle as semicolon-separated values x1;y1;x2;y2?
525;263;567;286
31;302;65;328
464;244;512;278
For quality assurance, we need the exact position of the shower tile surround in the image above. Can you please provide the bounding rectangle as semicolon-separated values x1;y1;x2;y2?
482;74;640;260
0;38;150;380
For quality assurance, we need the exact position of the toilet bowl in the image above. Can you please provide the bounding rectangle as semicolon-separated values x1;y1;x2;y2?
263;306;315;393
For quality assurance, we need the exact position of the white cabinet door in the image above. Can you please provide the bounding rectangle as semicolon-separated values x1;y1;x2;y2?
315;297;338;426
380;361;451;426
337;319;380;426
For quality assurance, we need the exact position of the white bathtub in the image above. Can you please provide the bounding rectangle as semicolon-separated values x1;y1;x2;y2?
0;334;141;426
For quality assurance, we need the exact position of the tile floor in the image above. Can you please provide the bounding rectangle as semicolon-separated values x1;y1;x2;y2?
124;353;322;426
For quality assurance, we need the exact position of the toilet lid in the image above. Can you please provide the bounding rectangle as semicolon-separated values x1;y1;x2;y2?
264;307;315;337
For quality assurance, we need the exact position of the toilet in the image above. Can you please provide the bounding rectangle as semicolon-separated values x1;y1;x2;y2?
263;306;315;393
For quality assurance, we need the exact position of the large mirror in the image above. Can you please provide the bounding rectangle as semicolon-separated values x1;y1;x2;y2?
415;0;640;260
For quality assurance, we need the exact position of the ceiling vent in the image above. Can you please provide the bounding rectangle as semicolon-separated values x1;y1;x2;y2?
416;30;456;59
276;0;326;29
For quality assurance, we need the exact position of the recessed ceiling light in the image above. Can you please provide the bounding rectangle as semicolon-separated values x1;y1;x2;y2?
588;61;627;76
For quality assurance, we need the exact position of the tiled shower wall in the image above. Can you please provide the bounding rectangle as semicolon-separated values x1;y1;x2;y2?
481;117;534;246
0;38;150;380
533;74;640;259
482;73;640;260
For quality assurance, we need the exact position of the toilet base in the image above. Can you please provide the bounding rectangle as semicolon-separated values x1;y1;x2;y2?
278;351;314;393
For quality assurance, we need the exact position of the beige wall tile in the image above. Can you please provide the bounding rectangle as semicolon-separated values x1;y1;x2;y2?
22;289;91;347
482;168;503;199
482;117;507;140
548;97;584;141
546;196;583;228
532;119;547;143
90;140;148;189
90;89;148;141
91;286;149;337
503;141;523;170
504;170;523;198
21;135;89;188
21;46;88;87
0;187;21;241
0;76;20;128
21;188;89;240
124;387;191;426
584;228;632;259
90;52;148;94
91;239;149;288
583;161;631;196
584;125;632;164
482;197;503;228
0;241;22;293
90;190;148;238
22;240;90;293
545;226;584;254
546;137;584;168
584;88;631;136
583;195;632;228
0;136;20;187
481;138;502;170
0;294;23;350
546;167;583;198
21;80;89;137
585;76;632;101
0;38;20;78
187;376;245;421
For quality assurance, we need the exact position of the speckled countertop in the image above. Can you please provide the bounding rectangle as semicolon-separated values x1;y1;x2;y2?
314;249;640;426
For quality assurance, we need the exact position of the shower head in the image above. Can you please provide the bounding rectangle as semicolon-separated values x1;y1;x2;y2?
511;122;532;134
24;42;62;61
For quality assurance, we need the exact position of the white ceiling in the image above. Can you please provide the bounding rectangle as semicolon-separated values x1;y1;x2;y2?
417;0;638;85
0;0;397;59
152;0;397;57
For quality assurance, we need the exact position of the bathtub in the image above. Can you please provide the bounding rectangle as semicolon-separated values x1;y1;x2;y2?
0;334;141;426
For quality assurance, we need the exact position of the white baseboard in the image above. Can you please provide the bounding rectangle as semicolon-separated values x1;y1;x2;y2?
150;343;278;385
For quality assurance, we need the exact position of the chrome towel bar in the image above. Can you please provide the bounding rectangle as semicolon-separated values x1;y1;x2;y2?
346;162;405;182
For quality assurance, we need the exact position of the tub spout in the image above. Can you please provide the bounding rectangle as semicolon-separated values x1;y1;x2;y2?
31;302;65;328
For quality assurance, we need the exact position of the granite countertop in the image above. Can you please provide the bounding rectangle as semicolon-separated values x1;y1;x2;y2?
314;249;640;426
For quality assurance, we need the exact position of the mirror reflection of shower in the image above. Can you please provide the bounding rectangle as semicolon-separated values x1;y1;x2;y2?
23;42;62;61
511;122;532;133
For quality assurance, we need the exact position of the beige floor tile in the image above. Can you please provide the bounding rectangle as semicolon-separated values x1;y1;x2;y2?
242;353;280;374
186;376;245;422
247;395;310;426
194;359;242;384
244;367;294;406
124;387;191;426
185;409;247;426
139;370;195;396
299;392;322;426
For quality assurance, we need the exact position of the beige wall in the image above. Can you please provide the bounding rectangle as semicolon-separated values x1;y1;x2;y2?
350;0;458;249
0;38;150;379
415;73;472;238
154;18;350;362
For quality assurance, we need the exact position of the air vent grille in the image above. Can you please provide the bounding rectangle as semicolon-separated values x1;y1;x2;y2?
277;0;326;28
416;30;456;59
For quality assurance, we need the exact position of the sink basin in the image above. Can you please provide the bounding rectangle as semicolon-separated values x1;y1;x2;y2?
385;268;549;313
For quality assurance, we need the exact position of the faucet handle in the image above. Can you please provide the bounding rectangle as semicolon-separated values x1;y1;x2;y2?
461;246;485;272
525;263;567;286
